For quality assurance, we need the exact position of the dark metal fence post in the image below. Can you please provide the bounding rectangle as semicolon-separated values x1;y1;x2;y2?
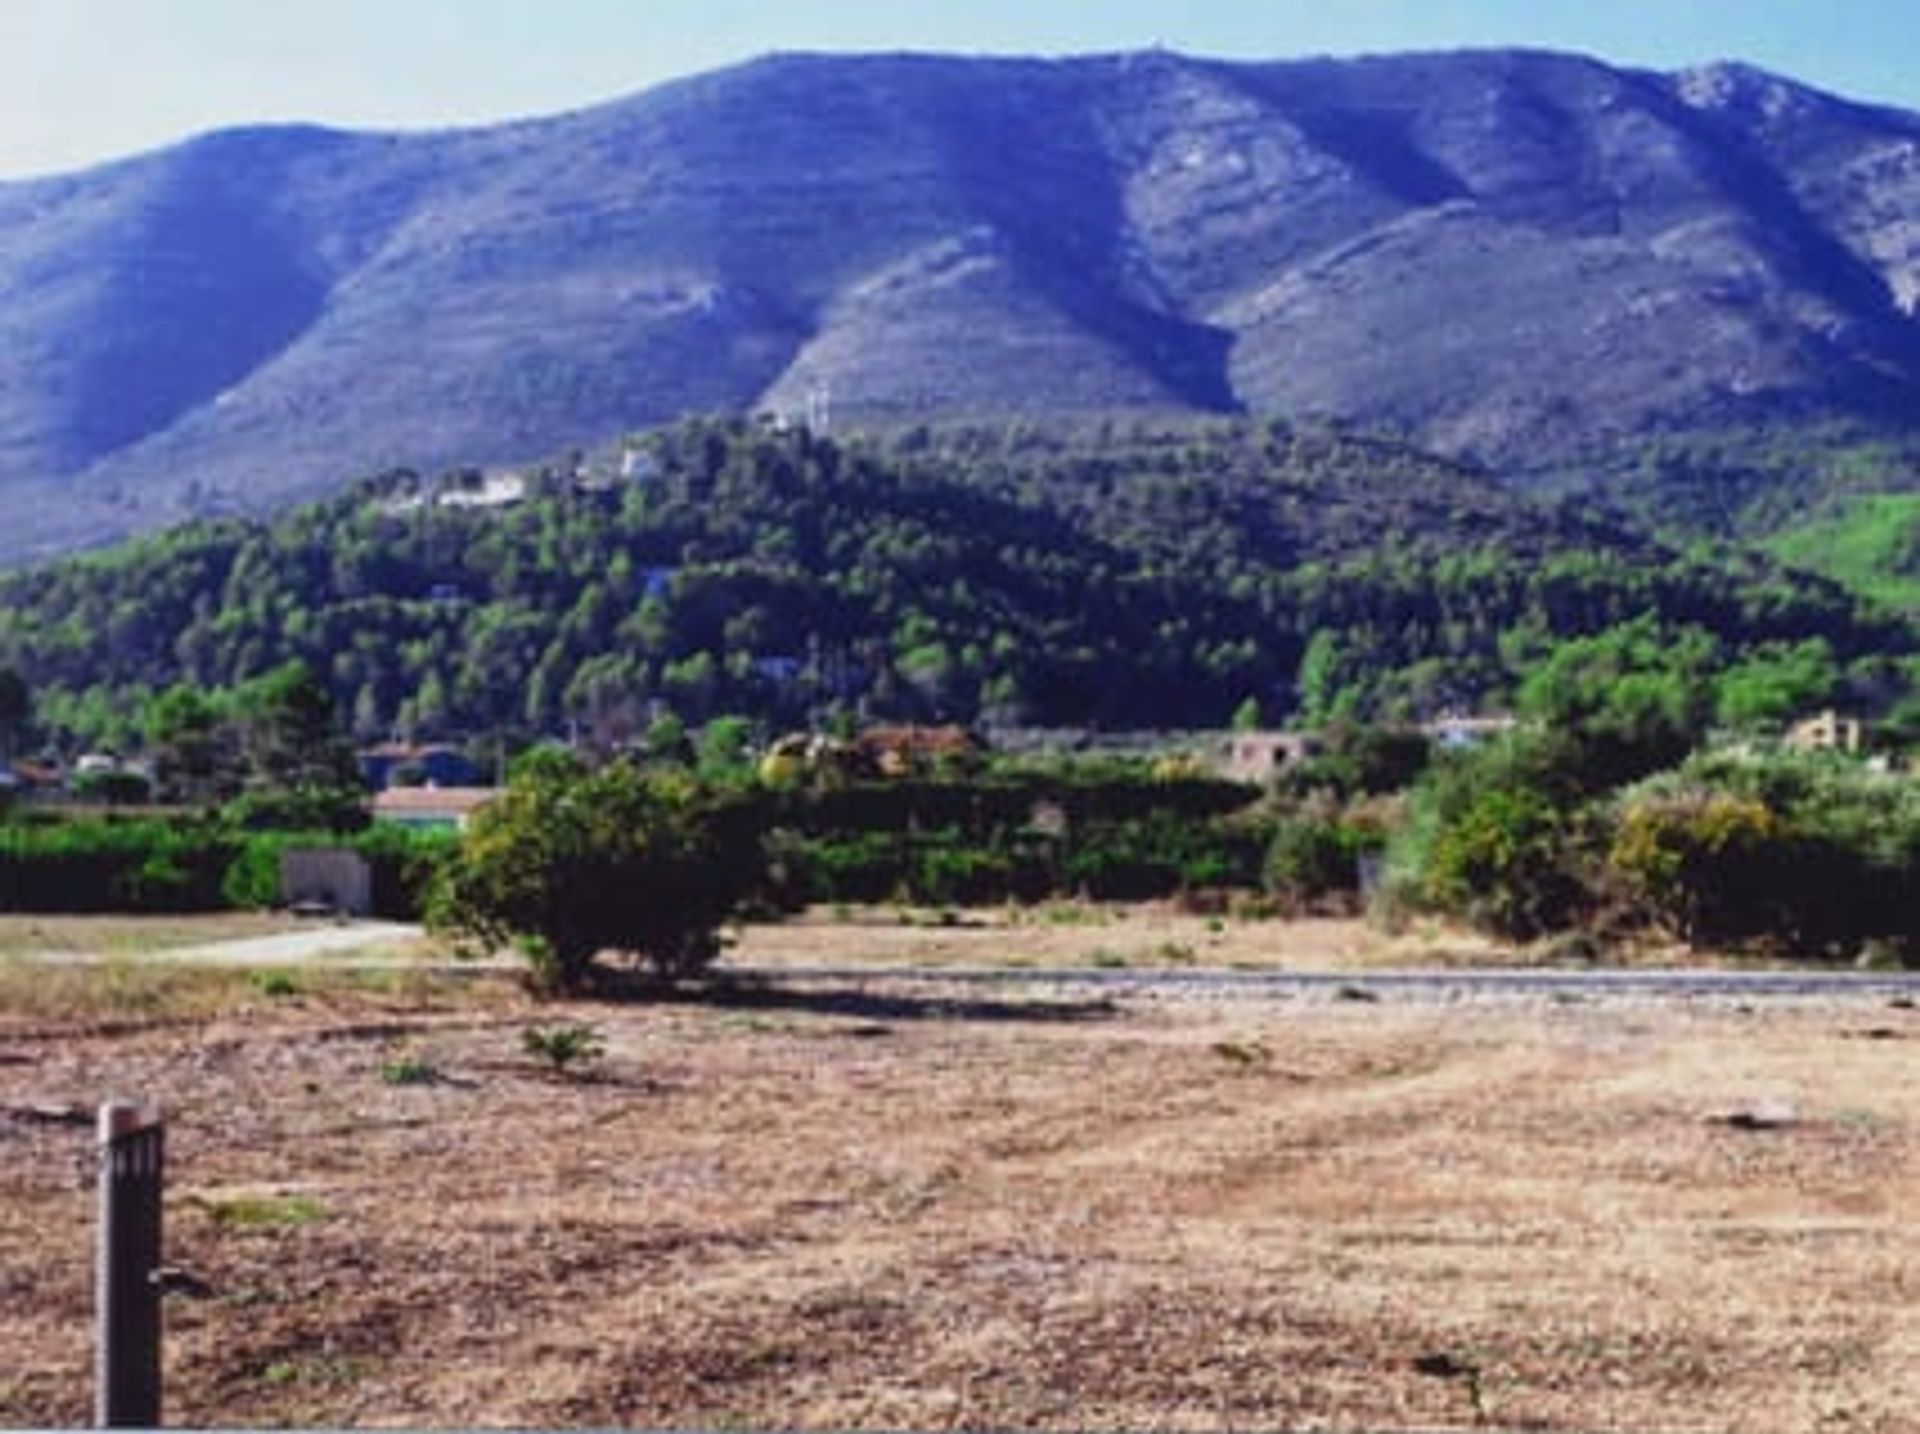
96;1101;164;1429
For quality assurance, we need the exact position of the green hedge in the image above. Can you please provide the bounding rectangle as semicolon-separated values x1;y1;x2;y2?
0;819;243;913
0;817;455;918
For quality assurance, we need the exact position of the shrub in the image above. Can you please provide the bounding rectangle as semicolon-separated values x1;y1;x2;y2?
1384;735;1596;940
432;763;764;992
1423;786;1585;940
1609;793;1787;946
520;1024;605;1076
1611;752;1920;960
1265;815;1379;913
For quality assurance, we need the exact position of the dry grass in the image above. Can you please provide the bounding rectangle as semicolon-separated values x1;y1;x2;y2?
0;955;511;1033
0;912;303;959
729;904;1511;971
1;972;1914;1431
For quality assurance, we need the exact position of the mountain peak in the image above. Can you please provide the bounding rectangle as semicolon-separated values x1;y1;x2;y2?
4;46;1920;565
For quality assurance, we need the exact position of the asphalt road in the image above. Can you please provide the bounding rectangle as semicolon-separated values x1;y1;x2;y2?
726;962;1920;1003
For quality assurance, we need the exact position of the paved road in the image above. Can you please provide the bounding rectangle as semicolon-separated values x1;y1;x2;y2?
724;962;1920;1003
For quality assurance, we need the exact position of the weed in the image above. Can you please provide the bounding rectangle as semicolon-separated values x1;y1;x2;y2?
258;1354;371;1389
1090;947;1129;969
521;1022;606;1075
204;1193;327;1230
378;1050;441;1086
1154;940;1196;964
1043;903;1107;927
250;970;301;999
1212;1037;1269;1068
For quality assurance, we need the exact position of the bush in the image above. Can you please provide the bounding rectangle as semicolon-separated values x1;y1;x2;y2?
1609;793;1787;946
1611;752;1920;959
431;763;764;992
1265;816;1380;914
520;1024;606;1076
1385;735;1595;940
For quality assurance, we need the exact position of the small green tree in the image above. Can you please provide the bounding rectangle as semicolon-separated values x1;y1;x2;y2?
695;715;755;780
144;683;235;805
431;762;764;992
1515;620;1716;789
226;662;364;829
0;666;29;762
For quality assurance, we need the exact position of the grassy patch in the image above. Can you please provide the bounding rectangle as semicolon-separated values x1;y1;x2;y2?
203;1192;328;1230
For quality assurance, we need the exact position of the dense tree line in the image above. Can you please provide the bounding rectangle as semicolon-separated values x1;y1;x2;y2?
1;418;1913;752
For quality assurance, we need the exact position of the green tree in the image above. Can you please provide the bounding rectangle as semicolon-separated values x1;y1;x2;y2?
144;683;234;805
227;661;364;829
431;763;765;992
1516;620;1716;788
0;666;28;762
1714;640;1838;731
695;715;755;779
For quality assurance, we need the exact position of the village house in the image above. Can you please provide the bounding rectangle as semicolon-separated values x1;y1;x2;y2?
1216;730;1323;785
856;724;986;777
369;786;499;832
1786;708;1868;754
1421;714;1520;751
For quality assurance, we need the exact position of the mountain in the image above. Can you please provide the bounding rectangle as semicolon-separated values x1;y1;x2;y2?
8;47;1920;562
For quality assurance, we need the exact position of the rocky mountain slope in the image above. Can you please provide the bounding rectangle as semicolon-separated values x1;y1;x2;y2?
7;47;1920;562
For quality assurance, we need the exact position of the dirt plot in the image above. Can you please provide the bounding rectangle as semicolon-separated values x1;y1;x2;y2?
2;975;1915;1431
728;905;1514;971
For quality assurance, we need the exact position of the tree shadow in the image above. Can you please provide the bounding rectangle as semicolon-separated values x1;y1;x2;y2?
607;972;1119;1026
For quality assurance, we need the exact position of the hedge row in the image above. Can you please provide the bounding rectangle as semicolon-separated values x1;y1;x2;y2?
0;818;454;917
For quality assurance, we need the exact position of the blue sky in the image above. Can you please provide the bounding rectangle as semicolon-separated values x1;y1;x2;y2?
3;1;1917;178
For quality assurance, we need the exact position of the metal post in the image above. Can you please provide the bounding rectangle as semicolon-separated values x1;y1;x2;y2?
96;1101;164;1429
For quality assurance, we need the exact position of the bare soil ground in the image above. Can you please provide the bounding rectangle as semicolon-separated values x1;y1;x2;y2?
2;956;1914;1432
729;905;1426;970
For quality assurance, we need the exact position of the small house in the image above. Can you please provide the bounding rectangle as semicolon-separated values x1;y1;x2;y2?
1422;714;1519;751
1786;709;1867;755
370;786;499;832
1217;731;1321;785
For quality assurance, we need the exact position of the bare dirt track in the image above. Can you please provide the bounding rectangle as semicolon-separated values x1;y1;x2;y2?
2;967;1915;1431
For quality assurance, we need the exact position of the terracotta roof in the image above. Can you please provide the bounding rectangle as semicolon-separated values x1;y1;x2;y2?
371;786;499;816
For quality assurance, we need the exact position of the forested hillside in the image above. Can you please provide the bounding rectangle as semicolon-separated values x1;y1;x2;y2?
2;419;1911;750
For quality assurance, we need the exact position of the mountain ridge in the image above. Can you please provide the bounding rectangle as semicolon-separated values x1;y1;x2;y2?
8;46;1920;562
